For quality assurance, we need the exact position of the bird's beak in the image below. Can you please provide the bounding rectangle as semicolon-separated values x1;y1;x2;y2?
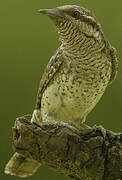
37;8;64;18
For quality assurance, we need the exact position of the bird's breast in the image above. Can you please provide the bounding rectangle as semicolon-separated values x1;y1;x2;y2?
41;53;111;124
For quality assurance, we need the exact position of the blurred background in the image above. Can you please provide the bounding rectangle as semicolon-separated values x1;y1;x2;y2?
0;0;121;179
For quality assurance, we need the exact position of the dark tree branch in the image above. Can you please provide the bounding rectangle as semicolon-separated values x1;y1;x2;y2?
5;117;122;180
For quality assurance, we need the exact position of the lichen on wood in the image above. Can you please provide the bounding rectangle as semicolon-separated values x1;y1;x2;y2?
5;117;122;180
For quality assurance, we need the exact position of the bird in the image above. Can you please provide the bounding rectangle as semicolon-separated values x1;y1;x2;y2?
31;5;118;128
5;5;118;177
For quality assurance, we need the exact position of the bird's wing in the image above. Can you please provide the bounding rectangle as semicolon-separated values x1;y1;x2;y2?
109;46;118;84
36;47;63;109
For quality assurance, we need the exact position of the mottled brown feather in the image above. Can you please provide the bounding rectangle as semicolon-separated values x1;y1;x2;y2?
36;47;63;109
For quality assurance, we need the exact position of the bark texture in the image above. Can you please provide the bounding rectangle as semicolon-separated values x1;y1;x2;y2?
5;117;122;180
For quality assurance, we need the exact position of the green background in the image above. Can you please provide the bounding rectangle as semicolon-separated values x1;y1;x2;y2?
0;0;121;179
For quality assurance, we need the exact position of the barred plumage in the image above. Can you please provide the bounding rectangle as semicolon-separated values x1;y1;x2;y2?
31;5;118;127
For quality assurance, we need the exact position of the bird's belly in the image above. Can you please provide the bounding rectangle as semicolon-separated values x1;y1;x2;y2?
41;86;84;123
41;72;107;124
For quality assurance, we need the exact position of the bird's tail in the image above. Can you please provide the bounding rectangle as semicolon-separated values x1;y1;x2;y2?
5;152;41;177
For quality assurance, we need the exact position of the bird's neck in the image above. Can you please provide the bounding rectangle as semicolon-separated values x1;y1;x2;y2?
60;32;105;57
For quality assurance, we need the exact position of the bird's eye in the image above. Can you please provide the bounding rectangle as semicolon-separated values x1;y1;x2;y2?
72;11;80;19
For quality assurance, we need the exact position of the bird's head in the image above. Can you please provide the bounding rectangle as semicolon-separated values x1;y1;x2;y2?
38;5;104;45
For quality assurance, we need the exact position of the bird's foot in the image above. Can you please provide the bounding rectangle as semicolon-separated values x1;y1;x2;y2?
31;109;42;126
79;123;91;129
67;120;76;127
67;120;91;130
